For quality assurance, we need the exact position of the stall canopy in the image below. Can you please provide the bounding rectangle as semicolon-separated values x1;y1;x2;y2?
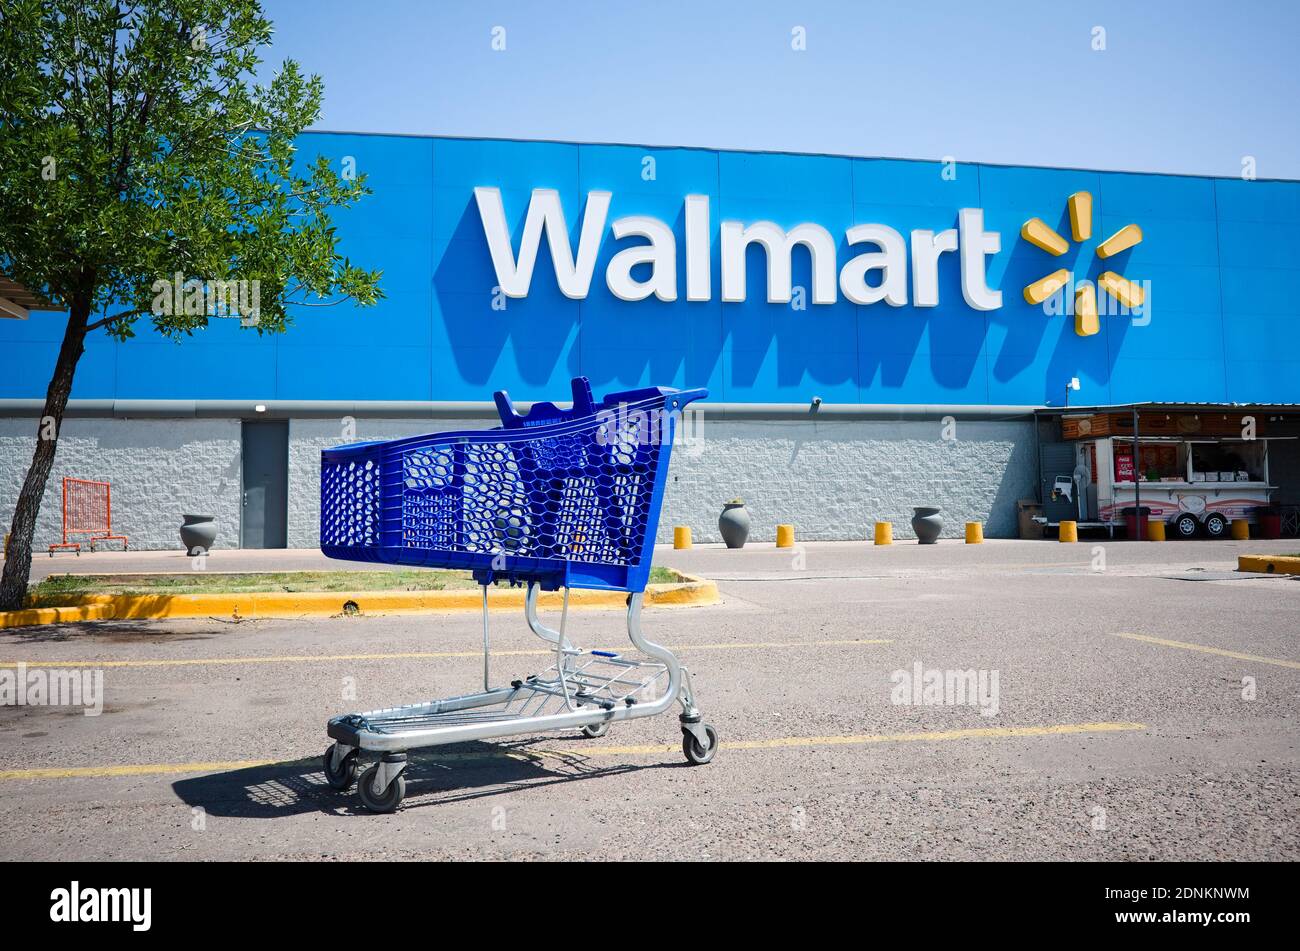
0;276;60;320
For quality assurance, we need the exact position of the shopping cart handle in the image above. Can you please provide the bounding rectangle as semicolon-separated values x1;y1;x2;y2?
495;377;597;429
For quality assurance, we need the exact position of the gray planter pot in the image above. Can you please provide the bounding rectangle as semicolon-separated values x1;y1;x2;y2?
180;514;218;554
911;506;943;544
718;502;751;549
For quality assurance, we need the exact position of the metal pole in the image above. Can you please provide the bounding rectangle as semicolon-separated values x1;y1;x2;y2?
1033;409;1043;506
556;586;574;710
1132;406;1142;540
481;584;490;691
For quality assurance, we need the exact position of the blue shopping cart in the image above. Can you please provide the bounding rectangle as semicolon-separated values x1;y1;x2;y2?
319;377;716;812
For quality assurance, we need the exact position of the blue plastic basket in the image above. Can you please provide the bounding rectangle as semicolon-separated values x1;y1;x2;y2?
320;378;706;592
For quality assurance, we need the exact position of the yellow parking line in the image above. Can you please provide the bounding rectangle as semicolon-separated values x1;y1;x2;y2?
573;721;1148;758
1110;632;1300;670
0;721;1145;781
0;760;281;781
0;639;892;670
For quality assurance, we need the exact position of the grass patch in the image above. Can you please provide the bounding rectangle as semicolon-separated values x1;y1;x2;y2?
32;570;479;596
34;564;687;596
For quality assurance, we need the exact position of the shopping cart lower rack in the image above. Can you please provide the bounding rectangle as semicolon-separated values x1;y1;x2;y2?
319;377;715;812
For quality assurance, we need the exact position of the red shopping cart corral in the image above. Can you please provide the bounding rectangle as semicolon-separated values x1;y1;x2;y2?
49;478;129;555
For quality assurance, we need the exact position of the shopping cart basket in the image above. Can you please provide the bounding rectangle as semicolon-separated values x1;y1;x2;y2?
319;377;715;811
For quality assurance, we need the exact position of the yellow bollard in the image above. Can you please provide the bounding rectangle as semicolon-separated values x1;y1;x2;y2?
965;522;984;544
1147;518;1166;542
874;521;893;546
1231;518;1250;540
1059;520;1078;543
775;524;795;548
673;526;692;549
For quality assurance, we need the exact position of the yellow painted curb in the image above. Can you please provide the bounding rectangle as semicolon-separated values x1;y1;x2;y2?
6;572;720;628
0;604;114;629
1238;554;1300;576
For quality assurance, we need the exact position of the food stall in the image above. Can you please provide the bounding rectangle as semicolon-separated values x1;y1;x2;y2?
1042;410;1285;538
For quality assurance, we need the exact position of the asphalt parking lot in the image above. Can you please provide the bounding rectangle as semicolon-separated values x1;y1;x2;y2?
1;538;1297;861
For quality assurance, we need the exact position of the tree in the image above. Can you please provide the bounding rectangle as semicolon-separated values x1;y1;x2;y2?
0;0;383;610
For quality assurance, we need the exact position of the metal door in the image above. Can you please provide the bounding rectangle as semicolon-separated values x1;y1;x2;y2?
241;420;288;548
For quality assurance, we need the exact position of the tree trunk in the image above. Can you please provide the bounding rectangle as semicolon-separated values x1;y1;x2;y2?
0;296;91;611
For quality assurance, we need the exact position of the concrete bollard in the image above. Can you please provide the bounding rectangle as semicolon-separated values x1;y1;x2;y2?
965;522;984;544
1147;519;1166;542
775;524;795;548
874;522;893;546
673;526;692;549
1059;520;1078;543
1231;518;1250;540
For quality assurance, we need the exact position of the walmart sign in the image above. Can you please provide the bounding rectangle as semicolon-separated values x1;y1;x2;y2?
475;187;1003;310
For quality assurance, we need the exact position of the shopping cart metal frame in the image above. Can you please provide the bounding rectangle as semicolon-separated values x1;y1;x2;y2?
319;378;715;812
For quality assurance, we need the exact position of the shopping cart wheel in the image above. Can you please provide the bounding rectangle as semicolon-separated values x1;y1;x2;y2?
322;744;358;791
682;723;718;765
357;763;406;813
581;722;610;738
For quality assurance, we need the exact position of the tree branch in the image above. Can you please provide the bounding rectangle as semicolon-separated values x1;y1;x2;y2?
85;307;140;333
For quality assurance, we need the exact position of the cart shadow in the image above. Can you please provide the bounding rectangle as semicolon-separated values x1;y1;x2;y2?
171;739;681;818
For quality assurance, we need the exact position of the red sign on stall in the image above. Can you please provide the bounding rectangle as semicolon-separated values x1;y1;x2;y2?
1115;452;1135;482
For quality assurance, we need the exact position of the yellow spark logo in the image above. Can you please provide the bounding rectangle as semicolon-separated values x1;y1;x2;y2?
1021;191;1145;337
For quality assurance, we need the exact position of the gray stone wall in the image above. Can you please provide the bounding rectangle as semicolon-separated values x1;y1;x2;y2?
290;414;1036;548
0;414;1038;551
658;417;1037;542
0;417;241;552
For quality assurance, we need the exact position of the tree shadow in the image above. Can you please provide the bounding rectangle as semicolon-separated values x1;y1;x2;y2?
0;617;220;644
171;738;681;817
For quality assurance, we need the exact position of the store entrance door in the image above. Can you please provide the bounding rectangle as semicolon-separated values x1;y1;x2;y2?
241;420;288;549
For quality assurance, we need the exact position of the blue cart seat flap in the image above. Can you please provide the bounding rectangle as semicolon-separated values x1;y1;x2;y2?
320;379;706;593
495;376;595;428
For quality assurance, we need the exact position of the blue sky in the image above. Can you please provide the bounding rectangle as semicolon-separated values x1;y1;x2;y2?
262;0;1299;179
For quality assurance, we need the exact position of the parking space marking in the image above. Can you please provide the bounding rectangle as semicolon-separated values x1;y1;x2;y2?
0;760;281;781
0;638;891;670
0;721;1145;782
1110;632;1300;670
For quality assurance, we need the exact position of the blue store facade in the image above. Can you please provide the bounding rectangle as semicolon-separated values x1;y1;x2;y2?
2;133;1298;548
